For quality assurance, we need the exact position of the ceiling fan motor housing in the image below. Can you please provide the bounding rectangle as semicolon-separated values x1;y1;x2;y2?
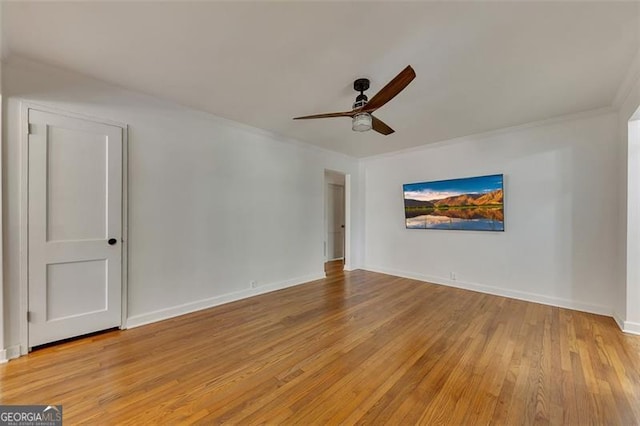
353;96;368;109
353;78;370;109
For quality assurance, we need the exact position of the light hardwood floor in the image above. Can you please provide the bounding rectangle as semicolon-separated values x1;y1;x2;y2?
2;263;639;424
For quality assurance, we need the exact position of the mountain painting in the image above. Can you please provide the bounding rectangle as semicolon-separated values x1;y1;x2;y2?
403;174;504;231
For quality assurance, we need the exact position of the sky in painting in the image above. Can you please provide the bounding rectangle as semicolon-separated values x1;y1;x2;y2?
403;174;503;202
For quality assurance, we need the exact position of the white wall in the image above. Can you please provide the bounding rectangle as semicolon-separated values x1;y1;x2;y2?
363;111;620;315
620;70;640;333
0;0;5;360
2;57;362;355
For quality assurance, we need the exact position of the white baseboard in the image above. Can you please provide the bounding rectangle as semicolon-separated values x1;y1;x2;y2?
344;261;362;272
613;310;640;335
0;345;22;363
126;272;325;329
621;320;640;335
363;265;612;317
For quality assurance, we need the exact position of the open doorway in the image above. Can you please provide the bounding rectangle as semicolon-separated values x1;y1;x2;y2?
324;170;345;276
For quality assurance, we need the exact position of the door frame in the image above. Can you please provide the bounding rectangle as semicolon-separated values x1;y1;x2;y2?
18;102;129;355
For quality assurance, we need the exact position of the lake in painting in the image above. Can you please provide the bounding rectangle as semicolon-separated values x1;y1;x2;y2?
403;174;504;231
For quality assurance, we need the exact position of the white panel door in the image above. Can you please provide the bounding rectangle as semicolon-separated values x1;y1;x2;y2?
327;184;345;260
28;109;123;347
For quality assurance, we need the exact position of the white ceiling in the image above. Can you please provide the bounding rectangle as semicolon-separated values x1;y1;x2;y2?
3;1;639;157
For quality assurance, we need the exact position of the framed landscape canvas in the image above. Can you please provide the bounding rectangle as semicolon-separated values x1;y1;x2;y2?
403;174;504;231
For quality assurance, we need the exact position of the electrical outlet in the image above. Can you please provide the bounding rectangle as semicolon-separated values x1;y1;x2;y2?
450;272;456;281
250;280;258;288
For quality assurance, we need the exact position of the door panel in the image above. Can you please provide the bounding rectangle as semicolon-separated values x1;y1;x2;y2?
46;260;107;321
46;126;107;242
28;109;123;347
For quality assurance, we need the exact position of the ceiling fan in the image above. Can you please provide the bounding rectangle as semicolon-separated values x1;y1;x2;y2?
293;65;416;135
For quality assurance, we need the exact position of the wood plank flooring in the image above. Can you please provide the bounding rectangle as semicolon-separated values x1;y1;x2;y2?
2;264;639;424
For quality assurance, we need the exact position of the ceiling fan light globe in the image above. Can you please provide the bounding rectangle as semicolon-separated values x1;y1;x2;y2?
352;113;372;132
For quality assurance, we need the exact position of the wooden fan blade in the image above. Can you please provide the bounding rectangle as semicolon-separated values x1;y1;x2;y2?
371;116;395;135
362;65;416;113
293;111;354;120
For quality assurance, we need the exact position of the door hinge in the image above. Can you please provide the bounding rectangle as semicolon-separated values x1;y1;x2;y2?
27;311;32;322
27;123;35;135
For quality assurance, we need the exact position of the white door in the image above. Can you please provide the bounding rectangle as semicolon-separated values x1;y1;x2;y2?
28;109;123;347
327;184;345;260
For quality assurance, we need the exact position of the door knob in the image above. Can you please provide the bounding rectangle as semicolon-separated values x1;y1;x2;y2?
108;238;118;245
